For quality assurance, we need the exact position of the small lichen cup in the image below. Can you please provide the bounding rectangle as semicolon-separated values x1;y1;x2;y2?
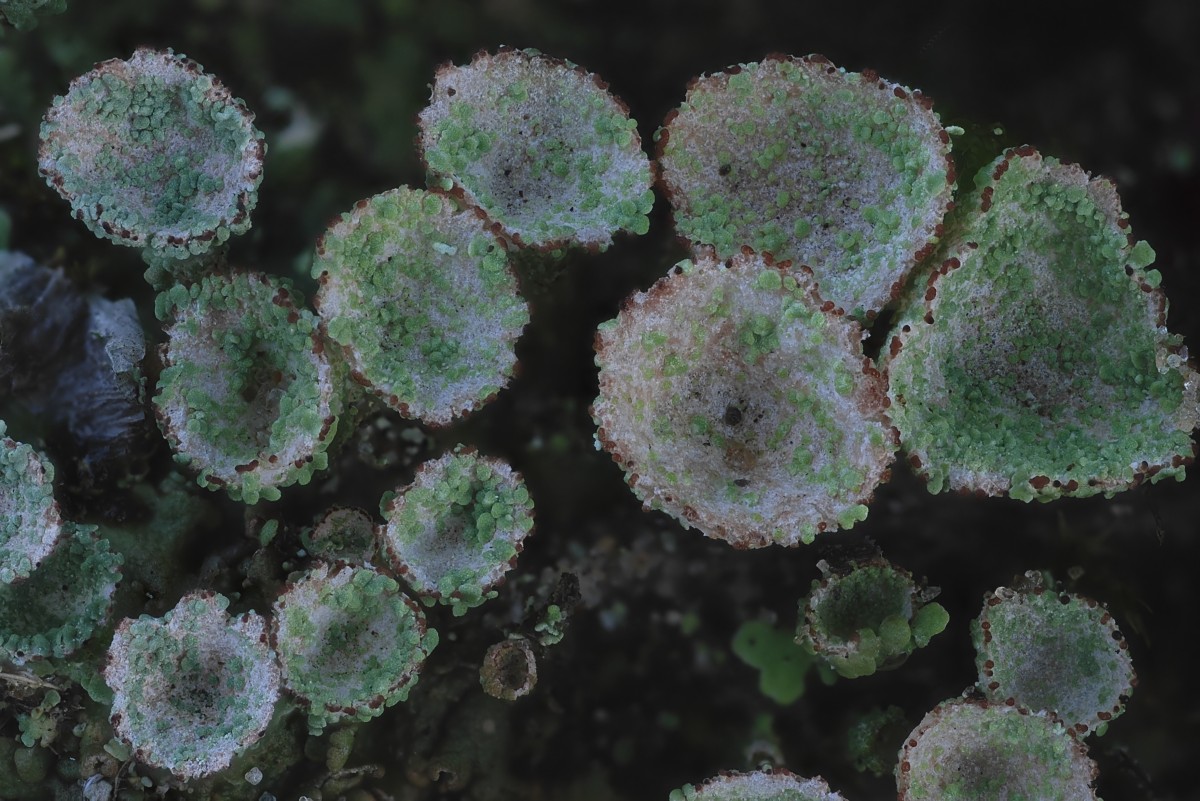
271;561;438;734
104;591;280;780
379;448;535;616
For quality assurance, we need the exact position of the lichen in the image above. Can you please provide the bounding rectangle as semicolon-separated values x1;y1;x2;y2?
0;0;66;30
105;591;280;780
885;148;1200;499
670;768;849;801
657;54;953;317
271;562;438;733
972;573;1135;736
897;698;1098;800
380;448;535;616
0;524;121;663
0;420;64;584
592;250;896;547
799;557;948;678
38;48;265;262
312;186;528;425
153;271;342;504
419;48;654;250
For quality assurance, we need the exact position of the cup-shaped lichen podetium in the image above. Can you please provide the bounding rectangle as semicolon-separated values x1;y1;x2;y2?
418;48;655;251
799;557;948;678
592;251;896;548
657;54;954;319
313;187;529;425
105;591;280;780
271;562;438;734
153;272;341;504
38;48;265;262
380;449;535;616
973;573;1135;737
670;769;849;801
897;698;1098;801
0;524;121;664
886;148;1200;500
0;421;64;584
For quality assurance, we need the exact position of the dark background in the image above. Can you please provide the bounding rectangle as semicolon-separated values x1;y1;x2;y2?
2;1;1198;799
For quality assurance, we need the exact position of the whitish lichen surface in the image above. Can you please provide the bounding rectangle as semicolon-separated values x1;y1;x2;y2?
312;187;528;425
800;558;948;678
153;271;341;504
886;148;1199;500
419;48;654;250
593;251;896;547
670;768;848;801
897;699;1097;800
657;54;953;317
105;592;280;779
272;562;438;733
38;48;264;261
0;420;64;584
973;575;1135;735
380;449;534;615
0;524;121;663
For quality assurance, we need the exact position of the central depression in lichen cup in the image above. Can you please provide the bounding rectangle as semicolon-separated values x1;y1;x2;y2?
592;250;896;547
38;47;265;263
153;272;342;504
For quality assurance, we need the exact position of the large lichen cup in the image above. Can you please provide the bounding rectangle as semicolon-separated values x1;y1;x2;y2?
271;562;438;734
153;272;342;504
419;48;655;251
312;187;529;425
39;48;265;263
897;698;1098;801
657;54;954;318
592;250;896;547
379;448;535;616
886;148;1200;500
105;591;280;780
